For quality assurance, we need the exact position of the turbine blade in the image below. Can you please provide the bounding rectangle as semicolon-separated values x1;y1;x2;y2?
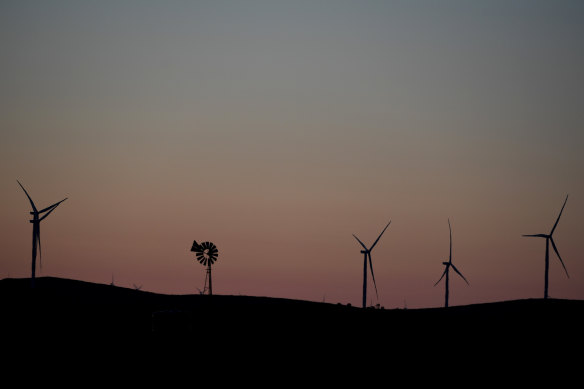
39;202;65;222
368;253;379;299
38;198;67;214
550;195;568;235
352;234;368;250
434;267;447;287
522;234;547;238
17;180;37;212
451;264;469;285
550;237;569;278
448;219;452;263
370;221;391;251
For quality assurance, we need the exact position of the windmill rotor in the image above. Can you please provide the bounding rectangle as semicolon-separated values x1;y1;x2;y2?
192;241;219;266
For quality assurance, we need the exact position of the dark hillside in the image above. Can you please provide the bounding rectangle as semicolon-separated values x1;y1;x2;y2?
2;277;583;352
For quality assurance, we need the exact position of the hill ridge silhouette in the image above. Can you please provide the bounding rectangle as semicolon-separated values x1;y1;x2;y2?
2;276;584;349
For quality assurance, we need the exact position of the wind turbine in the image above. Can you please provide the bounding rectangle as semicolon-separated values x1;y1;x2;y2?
353;221;391;309
434;219;469;308
523;195;570;299
17;180;67;288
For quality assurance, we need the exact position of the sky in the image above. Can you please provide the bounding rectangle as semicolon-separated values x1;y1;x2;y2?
1;0;583;308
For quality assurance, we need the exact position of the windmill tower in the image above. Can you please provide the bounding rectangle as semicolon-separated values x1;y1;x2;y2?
191;240;219;295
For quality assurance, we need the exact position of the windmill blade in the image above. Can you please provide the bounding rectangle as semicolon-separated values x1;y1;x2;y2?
370;221;391;251
522;234;547;238
352;234;368;251
434;267;447;287
39;201;65;222
550;237;569;278
550;195;569;235
451;264;469;285
38;198;67;214
448;219;452;263
17;180;37;212
367;252;379;299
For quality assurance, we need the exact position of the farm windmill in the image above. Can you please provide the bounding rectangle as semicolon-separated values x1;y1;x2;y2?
191;240;219;295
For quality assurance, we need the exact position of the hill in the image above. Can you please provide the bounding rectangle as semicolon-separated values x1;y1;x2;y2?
2;277;584;349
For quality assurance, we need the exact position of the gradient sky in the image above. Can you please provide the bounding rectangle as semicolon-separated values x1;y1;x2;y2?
1;1;583;308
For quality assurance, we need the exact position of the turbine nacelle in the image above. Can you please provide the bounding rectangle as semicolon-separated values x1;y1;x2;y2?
522;234;549;239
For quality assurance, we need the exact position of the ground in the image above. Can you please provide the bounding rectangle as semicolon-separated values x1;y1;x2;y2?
2;276;583;370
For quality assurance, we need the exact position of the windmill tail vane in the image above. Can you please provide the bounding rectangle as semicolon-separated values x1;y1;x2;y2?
191;240;200;252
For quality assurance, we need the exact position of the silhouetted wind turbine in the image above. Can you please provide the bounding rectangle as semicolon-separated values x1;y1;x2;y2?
353;221;391;309
17;180;67;288
523;195;570;299
434;219;469;308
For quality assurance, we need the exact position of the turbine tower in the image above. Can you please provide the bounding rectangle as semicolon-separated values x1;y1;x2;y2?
434;219;469;308
523;195;570;299
17;180;67;288
353;221;391;309
191;240;219;295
